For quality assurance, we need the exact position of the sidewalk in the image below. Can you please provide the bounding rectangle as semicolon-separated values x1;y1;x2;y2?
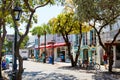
2;60;120;80
93;65;120;80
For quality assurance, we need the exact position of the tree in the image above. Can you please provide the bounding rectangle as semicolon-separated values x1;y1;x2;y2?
49;12;91;66
0;0;10;78
49;12;79;66
73;0;120;72
63;0;92;66
48;0;92;67
30;26;43;61
42;24;51;63
9;0;64;80
0;0;64;79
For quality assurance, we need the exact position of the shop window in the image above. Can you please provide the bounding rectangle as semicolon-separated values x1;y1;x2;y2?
61;47;65;51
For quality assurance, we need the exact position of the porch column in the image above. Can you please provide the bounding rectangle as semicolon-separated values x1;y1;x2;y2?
113;46;116;67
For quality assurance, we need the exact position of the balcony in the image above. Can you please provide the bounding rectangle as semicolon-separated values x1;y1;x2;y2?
101;29;120;42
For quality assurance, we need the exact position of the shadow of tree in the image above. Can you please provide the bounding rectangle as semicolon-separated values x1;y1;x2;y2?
58;65;120;80
92;71;120;80
22;71;79;80
58;65;81;70
58;65;96;73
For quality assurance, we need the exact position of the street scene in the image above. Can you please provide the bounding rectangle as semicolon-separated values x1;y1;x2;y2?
1;0;120;80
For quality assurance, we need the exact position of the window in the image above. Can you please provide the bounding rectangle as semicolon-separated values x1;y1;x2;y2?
90;30;96;46
57;48;60;57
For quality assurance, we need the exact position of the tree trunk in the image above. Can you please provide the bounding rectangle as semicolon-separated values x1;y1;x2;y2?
44;31;46;63
74;24;82;67
16;48;23;80
67;42;75;67
107;44;114;72
108;50;114;72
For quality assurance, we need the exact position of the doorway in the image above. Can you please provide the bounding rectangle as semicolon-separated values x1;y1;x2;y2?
83;49;88;62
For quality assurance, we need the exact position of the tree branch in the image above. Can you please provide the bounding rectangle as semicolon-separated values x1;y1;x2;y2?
23;0;35;12
35;0;51;10
99;14;120;32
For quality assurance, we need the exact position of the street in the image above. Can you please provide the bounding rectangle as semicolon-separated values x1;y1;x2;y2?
3;59;120;80
22;60;94;80
21;59;118;80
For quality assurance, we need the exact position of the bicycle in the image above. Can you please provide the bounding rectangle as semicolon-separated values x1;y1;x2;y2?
87;61;100;70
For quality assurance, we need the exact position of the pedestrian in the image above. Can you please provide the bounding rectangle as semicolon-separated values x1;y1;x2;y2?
42;51;46;63
103;53;108;69
2;59;6;70
5;57;9;69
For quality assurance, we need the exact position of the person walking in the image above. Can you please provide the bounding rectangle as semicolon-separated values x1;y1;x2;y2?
103;53;108;69
42;51;46;63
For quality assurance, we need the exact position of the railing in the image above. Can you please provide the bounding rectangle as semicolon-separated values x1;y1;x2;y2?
101;30;120;42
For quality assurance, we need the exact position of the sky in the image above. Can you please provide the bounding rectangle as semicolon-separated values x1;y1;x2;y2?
7;5;64;35
35;5;64;26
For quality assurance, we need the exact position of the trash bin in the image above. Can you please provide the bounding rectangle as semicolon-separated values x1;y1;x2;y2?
49;56;52;64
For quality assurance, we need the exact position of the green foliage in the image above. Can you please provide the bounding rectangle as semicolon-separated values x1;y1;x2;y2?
73;0;120;24
20;36;29;49
42;23;51;34
3;40;13;53
48;12;92;35
49;12;75;35
30;26;43;37
31;23;51;37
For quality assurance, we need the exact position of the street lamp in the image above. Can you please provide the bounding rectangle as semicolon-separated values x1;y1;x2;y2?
13;5;22;72
13;5;22;21
51;40;55;64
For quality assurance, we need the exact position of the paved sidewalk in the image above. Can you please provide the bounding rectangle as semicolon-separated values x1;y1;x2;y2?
2;60;120;80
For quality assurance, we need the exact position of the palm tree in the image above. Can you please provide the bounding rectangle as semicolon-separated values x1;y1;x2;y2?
42;24;51;63
31;26;43;61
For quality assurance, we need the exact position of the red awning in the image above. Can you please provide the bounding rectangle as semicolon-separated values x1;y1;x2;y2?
38;43;67;49
54;43;66;47
39;44;53;49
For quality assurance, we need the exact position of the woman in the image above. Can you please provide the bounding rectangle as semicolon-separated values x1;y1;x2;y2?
103;53;108;69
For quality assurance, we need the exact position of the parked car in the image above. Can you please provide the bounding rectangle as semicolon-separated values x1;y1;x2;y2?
5;54;13;63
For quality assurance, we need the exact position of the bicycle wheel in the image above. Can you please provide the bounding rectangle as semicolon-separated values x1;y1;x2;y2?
94;63;100;70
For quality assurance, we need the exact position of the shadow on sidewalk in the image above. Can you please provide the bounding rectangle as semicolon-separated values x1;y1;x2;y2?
22;71;78;80
58;65;120;80
57;65;96;73
93;71;120;80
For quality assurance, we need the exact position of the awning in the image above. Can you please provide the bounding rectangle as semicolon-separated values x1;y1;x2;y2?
39;44;53;49
37;42;67;49
54;43;66;47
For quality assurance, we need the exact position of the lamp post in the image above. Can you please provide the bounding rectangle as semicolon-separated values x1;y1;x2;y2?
44;31;46;63
13;5;22;72
51;40;55;64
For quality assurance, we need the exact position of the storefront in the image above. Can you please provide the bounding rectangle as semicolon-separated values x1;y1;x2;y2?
105;42;120;68
38;42;68;62
80;45;97;64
